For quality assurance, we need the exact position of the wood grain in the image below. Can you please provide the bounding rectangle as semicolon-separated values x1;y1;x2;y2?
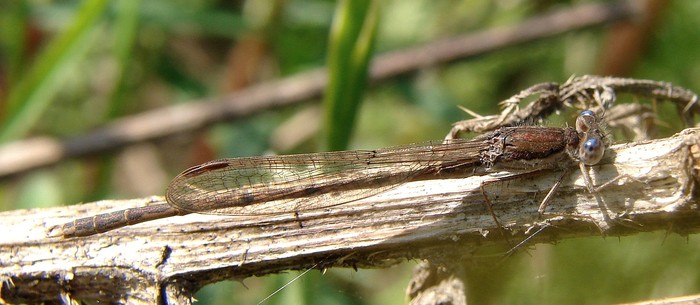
1;128;698;304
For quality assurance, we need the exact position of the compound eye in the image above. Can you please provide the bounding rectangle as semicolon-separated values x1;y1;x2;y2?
576;110;597;133
579;137;604;165
580;110;595;117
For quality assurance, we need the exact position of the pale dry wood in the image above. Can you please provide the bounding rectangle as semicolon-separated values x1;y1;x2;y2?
1;128;699;304
618;293;700;305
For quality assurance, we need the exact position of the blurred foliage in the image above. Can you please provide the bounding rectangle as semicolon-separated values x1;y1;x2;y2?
1;0;109;142
324;0;377;151
1;0;699;304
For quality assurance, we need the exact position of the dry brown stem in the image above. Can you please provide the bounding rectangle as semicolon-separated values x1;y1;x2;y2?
2;127;698;304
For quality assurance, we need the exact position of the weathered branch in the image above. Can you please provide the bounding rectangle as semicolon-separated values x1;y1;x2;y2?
0;0;637;178
2;127;698;304
448;75;699;137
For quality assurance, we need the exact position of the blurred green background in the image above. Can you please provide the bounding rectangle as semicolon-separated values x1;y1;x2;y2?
1;0;700;304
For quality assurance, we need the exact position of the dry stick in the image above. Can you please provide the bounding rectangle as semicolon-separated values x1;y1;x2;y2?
0;1;637;178
421;80;697;305
449;75;700;137
2;128;699;304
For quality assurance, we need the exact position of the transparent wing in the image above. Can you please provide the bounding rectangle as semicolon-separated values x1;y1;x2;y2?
165;139;487;216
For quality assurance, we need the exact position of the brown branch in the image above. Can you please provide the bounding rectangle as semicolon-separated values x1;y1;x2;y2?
2;127;698;304
0;0;637;178
448;75;699;137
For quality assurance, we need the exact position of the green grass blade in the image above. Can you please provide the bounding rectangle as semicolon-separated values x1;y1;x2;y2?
323;0;378;151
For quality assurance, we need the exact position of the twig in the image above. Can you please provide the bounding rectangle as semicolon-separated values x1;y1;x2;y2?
2;127;698;304
448;75;699;137
0;0;637;178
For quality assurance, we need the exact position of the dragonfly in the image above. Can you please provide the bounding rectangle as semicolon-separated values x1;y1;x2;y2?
61;110;606;238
